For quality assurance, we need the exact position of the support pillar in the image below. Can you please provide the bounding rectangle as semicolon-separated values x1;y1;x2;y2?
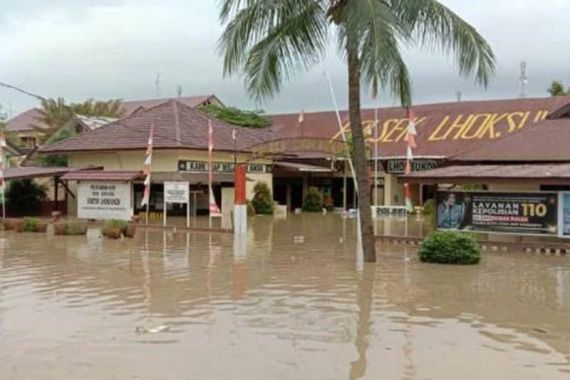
234;164;247;234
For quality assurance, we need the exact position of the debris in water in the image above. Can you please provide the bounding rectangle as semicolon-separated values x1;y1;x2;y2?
135;325;170;334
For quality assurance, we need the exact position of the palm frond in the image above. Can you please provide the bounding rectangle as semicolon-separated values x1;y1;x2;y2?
337;0;413;105
394;0;496;87
218;0;327;101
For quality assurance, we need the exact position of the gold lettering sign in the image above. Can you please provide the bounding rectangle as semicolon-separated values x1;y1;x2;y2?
331;109;549;144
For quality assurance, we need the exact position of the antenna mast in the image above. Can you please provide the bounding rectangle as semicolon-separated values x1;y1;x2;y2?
519;61;528;98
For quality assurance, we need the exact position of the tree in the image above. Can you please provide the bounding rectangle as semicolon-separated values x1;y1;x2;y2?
218;0;495;262
548;80;570;96
6;179;47;216
38;97;123;131
198;104;270;128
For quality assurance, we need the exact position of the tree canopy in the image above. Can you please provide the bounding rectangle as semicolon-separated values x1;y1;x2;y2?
39;97;123;130
198;104;270;128
548;80;570;96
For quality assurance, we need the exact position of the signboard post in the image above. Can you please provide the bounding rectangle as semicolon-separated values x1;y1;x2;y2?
436;191;558;236
164;182;190;228
77;181;133;221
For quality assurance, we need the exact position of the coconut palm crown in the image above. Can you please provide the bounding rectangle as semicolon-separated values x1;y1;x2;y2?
218;0;496;262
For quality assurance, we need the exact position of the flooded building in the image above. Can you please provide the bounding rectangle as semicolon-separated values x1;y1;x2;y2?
33;94;570;218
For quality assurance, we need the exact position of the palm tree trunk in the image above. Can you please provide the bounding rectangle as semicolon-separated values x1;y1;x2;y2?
346;31;376;263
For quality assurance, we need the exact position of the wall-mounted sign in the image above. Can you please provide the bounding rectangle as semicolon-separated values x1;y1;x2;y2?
178;160;271;174
437;191;558;235
164;182;189;204
77;182;132;221
385;159;440;174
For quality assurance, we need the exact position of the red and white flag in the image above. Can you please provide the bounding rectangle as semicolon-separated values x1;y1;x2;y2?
141;125;154;207
404;108;416;212
208;120;222;217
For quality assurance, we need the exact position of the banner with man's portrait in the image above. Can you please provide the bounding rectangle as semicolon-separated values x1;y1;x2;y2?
436;191;558;235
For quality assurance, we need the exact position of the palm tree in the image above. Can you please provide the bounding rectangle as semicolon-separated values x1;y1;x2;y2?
39;97;124;131
218;0;495;262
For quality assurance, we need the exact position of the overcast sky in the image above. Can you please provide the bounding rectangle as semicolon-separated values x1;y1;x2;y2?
0;0;568;117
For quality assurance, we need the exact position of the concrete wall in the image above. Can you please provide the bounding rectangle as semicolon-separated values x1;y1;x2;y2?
68;149;273;200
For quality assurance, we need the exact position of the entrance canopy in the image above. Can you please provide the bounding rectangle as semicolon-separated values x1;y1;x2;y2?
61;170;143;182
250;137;348;158
274;162;333;173
401;163;570;185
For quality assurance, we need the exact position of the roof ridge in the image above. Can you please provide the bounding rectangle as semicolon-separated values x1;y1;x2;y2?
172;100;182;146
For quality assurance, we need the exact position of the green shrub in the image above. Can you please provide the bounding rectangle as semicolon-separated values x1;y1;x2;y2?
252;182;274;215
246;200;256;217
104;219;127;230
423;199;435;215
23;217;39;232
419;231;481;265
6;180;47;216
303;187;324;212
66;221;87;235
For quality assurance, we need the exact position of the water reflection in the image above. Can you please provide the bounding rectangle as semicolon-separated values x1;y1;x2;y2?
0;215;569;379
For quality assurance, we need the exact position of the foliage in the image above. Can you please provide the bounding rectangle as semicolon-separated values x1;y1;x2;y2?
547;80;570;96
422;199;435;215
66;220;88;235
246;200;256;217
38;97;123;130
6;179;47;216
218;0;496;261
303;187;324;212
198;104;270;128
104;219;128;230
251;182;274;215
419;231;481;265
38;129;74;167
21;217;46;232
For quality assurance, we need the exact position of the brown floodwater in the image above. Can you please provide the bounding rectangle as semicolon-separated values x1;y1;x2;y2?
0;214;569;379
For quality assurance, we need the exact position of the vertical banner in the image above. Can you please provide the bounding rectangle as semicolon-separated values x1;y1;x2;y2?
437;191;558;235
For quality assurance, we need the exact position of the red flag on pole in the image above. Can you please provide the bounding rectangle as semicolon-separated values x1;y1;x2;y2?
208;120;222;217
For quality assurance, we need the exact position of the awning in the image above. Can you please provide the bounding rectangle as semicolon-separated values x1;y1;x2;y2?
274;162;333;173
61;170;143;182
149;171;244;184
400;163;570;185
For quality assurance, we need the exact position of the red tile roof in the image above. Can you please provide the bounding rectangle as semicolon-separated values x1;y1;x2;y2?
453;116;570;162
5;108;50;132
60;170;143;181
401;163;570;184
5;95;220;133
270;96;570;159
41;100;276;154
121;95;221;116
3;166;93;180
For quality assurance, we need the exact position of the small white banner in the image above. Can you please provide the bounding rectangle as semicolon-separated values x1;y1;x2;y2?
77;181;132;220
164;182;189;204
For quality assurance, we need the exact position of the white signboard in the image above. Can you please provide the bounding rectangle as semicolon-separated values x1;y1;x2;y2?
77;181;133;221
164;182;189;204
